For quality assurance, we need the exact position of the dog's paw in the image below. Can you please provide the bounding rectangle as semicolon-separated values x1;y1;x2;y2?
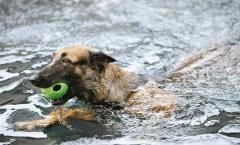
15;121;37;131
15;119;51;131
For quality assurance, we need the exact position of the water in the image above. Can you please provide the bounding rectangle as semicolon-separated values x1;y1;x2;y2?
1;0;240;144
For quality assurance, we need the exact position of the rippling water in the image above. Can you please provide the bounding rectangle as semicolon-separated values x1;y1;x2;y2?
1;0;240;144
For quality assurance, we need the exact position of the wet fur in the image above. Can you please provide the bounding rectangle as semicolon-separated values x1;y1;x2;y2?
85;63;137;102
16;108;95;131
31;45;138;104
16;45;174;130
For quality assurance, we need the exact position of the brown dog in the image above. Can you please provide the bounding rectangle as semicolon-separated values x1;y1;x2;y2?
30;45;138;105
16;45;176;130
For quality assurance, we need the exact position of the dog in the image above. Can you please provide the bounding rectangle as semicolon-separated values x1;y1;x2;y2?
16;45;176;130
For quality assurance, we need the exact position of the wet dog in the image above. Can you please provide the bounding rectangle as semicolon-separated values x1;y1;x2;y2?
16;45;176;130
30;45;138;105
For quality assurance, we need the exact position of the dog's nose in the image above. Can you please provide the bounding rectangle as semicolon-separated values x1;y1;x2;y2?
29;75;43;87
29;74;52;88
30;79;39;86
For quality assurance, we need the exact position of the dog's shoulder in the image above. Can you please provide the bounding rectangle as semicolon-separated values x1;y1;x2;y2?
124;81;177;118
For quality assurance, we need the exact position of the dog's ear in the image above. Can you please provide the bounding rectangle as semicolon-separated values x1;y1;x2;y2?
90;52;116;71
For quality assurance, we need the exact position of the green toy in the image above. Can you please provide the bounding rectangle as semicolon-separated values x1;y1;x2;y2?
41;82;68;100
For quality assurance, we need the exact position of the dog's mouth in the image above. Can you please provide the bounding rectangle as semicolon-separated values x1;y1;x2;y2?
47;90;74;106
50;97;69;106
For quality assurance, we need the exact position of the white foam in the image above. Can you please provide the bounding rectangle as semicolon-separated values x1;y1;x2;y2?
31;62;48;69
0;93;86;138
0;79;23;93
172;134;240;145
219;124;240;134
0;69;19;81
61;136;158;145
170;103;220;126
3;130;47;138
22;69;39;74
27;94;51;108
0;54;36;65
0;102;47;138
60;134;240;145
143;52;160;64
204;120;220;127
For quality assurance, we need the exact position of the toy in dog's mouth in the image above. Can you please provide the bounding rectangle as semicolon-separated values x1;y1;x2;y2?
41;82;71;106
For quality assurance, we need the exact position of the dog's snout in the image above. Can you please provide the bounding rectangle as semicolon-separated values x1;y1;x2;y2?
30;78;40;86
29;75;39;86
29;75;45;87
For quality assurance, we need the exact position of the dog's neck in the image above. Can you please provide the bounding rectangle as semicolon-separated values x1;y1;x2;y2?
93;63;138;103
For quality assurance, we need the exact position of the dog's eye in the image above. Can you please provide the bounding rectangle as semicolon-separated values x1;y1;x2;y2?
62;58;72;64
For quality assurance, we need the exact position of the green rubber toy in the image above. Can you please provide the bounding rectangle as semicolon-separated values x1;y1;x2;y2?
41;82;68;100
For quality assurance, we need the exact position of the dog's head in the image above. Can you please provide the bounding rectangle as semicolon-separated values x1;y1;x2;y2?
30;45;116;105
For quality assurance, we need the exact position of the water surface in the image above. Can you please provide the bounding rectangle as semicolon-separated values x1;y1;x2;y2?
0;0;240;144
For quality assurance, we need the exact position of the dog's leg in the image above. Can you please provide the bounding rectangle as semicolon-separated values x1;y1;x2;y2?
15;108;95;131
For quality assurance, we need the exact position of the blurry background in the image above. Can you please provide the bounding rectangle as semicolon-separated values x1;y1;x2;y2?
0;0;240;144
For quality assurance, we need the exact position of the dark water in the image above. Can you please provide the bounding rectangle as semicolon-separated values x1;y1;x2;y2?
1;0;240;144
